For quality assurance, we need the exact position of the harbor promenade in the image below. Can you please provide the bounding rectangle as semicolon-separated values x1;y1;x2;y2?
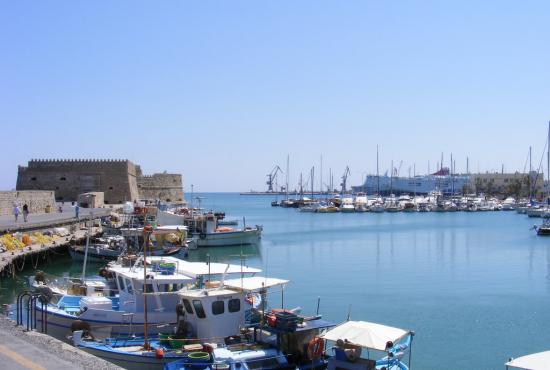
0;205;110;276
0;315;122;370
0;205;111;233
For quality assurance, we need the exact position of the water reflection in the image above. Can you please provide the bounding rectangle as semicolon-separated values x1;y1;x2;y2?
187;243;262;266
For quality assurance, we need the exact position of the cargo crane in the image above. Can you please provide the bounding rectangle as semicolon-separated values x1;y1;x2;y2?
340;166;351;194
266;165;282;193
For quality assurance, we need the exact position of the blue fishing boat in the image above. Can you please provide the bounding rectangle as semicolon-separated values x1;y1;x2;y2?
73;275;333;370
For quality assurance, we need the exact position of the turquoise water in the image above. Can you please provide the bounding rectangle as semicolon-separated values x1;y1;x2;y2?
2;192;550;369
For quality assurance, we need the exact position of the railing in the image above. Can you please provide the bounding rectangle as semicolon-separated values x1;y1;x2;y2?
16;290;48;333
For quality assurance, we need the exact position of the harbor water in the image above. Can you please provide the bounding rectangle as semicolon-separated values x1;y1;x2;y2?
2;192;550;369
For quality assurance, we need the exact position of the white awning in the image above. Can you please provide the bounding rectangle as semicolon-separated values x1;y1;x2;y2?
155;225;188;232
506;351;550;369
177;260;261;277
320;321;410;352
223;276;289;291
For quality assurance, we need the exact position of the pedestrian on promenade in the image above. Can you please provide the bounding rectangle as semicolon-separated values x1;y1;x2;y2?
75;203;80;218
22;204;29;222
12;204;20;222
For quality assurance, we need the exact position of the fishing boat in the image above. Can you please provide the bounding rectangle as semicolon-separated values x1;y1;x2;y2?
36;252;261;341
158;211;262;248
321;320;415;370
73;275;332;370
534;219;550;236
69;235;127;262
505;350;550;369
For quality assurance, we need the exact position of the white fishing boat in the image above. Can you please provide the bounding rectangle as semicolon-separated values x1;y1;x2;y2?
321;320;415;370
505;350;550;369
158;210;262;248
36;254;261;341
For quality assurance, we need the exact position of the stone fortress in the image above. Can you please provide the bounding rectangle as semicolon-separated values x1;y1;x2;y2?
16;159;184;204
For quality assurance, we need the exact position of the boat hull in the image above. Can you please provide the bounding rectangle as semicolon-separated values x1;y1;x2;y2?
194;228;262;247
36;304;176;342
77;342;184;370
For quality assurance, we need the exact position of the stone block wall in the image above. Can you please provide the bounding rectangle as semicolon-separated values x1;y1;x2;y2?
0;191;56;215
137;173;184;202
17;159;138;204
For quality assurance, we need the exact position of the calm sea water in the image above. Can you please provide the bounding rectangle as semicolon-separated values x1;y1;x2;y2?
2;192;550;369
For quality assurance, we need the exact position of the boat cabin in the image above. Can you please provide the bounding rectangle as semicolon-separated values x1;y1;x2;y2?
177;276;289;343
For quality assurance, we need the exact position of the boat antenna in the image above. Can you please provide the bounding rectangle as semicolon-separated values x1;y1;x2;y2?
346;304;352;321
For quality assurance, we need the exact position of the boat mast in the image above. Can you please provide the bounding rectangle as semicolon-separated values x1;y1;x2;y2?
311;166;315;198
81;213;92;282
451;153;454;195
320;155;323;195
142;222;153;350
376;145;380;196
286;154;289;200
390;159;393;196
547;121;550;184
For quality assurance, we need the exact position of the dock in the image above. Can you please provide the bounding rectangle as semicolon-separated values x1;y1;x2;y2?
0;315;122;370
0;207;110;277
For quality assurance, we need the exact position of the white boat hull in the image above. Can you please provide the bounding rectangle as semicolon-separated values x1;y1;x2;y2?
194;228;262;247
36;304;176;342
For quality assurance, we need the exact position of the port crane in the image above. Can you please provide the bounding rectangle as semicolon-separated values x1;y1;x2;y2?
266;165;282;192
340;166;351;194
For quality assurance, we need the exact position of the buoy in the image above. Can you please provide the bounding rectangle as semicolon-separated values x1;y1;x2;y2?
155;348;164;359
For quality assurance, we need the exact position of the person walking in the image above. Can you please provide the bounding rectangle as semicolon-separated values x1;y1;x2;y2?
75;203;80;218
22;203;29;222
12;204;20;222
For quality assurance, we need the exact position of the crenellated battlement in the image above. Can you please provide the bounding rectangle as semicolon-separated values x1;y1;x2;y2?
28;158;128;165
16;159;184;203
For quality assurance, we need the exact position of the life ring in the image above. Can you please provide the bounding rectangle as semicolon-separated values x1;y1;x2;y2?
307;337;324;360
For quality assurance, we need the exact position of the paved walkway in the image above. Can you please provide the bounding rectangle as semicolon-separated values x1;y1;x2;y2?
0;206;111;233
0;316;122;370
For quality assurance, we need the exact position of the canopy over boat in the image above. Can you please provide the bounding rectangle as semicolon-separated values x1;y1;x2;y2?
176;260;261;277
223;276;289;291
320;320;410;352
505;350;550;369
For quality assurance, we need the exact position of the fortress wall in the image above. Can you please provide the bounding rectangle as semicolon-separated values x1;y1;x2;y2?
137;173;184;202
17;159;137;204
0;190;56;215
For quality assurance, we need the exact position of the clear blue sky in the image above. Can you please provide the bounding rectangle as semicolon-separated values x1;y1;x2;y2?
1;1;549;192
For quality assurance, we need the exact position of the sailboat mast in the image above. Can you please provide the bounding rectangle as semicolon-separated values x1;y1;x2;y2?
547;121;550;183
390;159;393;195
286;154;289;200
376;145;380;196
311;166;315;197
320;155;323;194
